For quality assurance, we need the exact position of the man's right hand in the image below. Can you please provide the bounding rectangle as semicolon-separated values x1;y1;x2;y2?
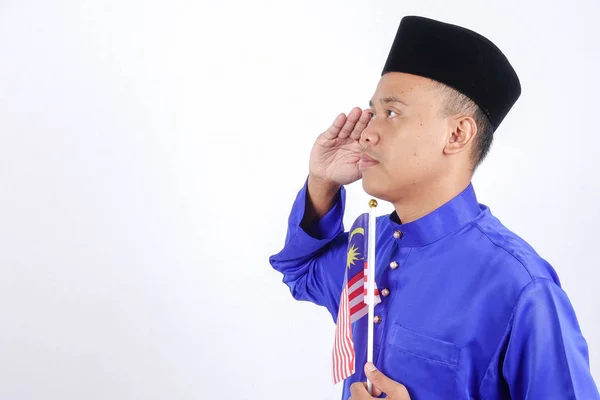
309;107;371;186
300;107;371;229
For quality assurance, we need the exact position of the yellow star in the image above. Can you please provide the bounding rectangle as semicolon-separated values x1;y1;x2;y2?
347;244;361;268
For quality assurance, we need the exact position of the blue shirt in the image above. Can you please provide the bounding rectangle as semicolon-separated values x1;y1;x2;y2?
269;179;599;399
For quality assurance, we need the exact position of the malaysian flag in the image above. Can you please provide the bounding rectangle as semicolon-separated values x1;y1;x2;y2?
332;213;381;384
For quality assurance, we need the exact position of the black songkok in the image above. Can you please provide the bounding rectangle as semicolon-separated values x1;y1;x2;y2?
382;16;521;131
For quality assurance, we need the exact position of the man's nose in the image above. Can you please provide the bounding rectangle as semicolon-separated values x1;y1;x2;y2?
360;122;381;146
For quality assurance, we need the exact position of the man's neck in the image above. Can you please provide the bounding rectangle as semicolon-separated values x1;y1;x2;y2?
390;177;472;224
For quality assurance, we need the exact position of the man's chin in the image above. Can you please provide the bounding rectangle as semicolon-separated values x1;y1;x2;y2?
361;177;388;201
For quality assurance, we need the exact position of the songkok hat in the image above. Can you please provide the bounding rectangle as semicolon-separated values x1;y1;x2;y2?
382;16;521;131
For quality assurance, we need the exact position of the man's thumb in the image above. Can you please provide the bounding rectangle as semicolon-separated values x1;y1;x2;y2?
364;363;395;393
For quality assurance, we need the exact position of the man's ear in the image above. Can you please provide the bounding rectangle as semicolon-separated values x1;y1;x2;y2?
444;116;477;155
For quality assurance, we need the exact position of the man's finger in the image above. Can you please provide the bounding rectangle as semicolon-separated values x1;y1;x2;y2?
349;381;383;399
367;382;383;397
364;362;407;396
338;107;363;139
349;381;368;398
322;113;348;140
349;109;371;140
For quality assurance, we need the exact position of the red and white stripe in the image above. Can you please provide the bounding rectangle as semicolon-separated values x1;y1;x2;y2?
332;280;355;384
332;261;382;384
348;261;381;324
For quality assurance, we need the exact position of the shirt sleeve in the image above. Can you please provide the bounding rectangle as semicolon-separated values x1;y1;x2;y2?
268;178;349;322
502;278;600;399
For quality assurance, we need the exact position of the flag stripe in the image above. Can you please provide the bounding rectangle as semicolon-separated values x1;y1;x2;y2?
333;288;342;383
339;286;352;378
348;279;364;301
350;306;369;324
336;293;344;384
344;286;354;381
348;271;364;288
349;301;367;316
334;285;345;382
333;279;355;384
337;286;347;382
364;288;380;296
349;293;364;309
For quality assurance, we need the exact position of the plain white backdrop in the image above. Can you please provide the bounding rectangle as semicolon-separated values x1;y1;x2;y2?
0;0;599;399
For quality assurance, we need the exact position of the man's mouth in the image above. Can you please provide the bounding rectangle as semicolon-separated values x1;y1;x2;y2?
360;153;380;169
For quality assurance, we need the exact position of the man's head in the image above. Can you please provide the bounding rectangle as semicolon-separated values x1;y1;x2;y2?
359;16;520;203
360;72;494;201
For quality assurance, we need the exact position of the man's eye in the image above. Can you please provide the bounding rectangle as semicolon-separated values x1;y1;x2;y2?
387;110;398;117
368;111;375;119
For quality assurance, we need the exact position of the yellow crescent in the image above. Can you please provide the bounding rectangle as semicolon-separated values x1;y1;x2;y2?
349;227;364;240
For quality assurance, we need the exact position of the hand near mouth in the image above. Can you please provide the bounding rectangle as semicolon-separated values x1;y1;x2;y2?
309;107;371;186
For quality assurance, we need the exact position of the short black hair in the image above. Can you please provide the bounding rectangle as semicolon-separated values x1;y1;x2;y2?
431;81;494;171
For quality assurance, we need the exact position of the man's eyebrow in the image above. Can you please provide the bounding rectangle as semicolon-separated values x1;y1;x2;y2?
368;95;407;108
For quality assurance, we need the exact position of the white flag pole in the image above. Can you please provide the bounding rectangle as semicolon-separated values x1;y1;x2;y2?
366;199;377;395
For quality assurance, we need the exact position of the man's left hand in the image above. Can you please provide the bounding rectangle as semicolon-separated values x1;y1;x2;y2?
349;363;411;399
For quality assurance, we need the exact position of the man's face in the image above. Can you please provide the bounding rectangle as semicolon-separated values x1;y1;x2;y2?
360;72;450;202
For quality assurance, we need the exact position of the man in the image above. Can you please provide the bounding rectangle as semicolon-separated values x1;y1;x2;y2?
269;16;599;399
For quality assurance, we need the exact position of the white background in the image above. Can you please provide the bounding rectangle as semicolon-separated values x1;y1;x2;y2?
0;0;598;399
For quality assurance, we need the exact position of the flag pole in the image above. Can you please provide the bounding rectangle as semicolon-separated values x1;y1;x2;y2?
366;198;377;395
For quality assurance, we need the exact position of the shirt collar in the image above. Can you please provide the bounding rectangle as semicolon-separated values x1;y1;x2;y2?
388;183;482;247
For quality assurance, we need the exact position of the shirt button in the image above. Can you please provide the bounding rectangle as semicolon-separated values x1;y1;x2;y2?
393;230;403;239
381;288;390;297
389;261;399;270
373;315;382;324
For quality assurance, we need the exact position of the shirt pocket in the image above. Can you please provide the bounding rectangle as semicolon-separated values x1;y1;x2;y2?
381;323;461;400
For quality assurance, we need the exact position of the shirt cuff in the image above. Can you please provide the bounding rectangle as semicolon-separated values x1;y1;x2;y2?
287;176;346;243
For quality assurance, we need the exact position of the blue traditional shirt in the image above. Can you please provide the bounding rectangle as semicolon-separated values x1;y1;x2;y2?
269;179;599;399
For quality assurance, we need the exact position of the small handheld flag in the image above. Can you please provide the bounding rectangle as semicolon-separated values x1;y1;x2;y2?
332;200;380;385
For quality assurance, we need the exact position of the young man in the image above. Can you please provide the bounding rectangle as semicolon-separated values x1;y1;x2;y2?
269;16;599;399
